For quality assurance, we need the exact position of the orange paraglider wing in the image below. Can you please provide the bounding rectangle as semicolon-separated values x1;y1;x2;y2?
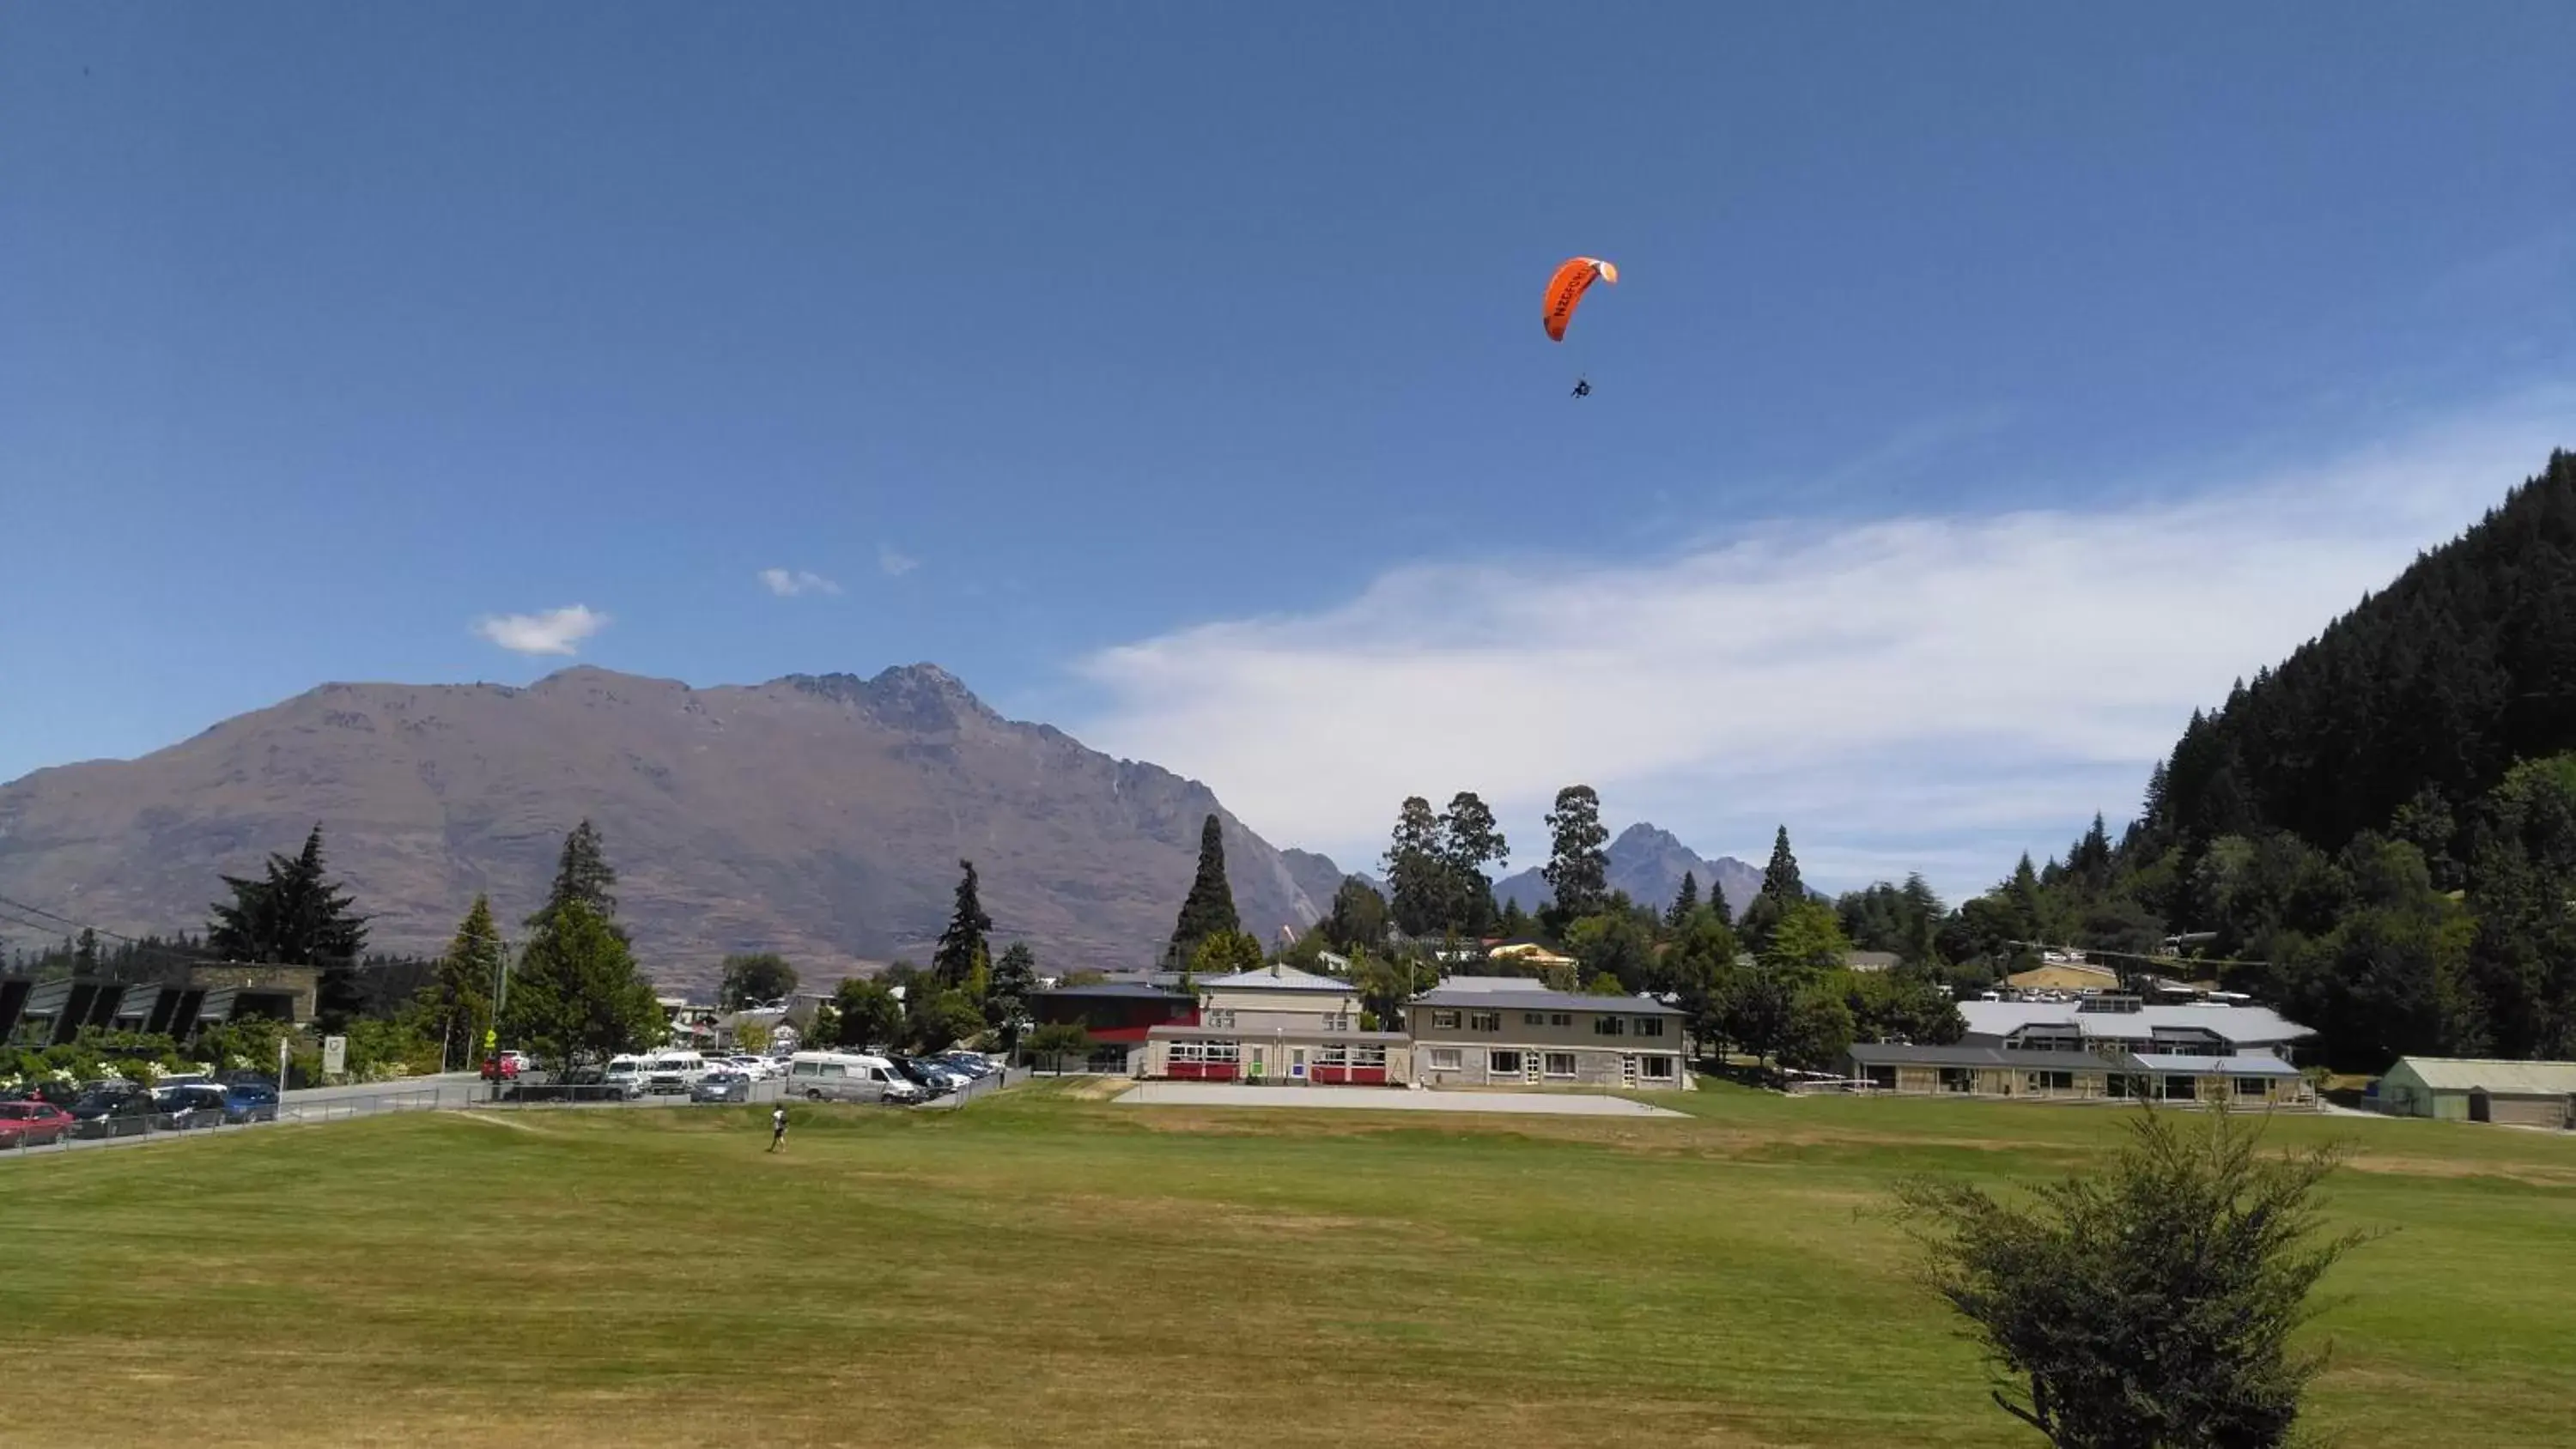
1542;257;1617;342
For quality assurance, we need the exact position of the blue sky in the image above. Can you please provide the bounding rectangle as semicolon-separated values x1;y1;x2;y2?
3;2;2572;903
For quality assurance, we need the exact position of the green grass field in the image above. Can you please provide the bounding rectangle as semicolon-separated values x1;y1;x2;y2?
5;1081;2573;1448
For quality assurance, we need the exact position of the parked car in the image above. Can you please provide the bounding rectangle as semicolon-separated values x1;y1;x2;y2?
641;1051;712;1094
155;1082;277;1125
935;1052;997;1080
0;1101;76;1147
785;1051;923;1105
690;1070;752;1104
67;1086;156;1123
481;1050;535;1081
890;1057;967;1098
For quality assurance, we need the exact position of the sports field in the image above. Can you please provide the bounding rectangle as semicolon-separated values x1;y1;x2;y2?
5;1080;2573;1448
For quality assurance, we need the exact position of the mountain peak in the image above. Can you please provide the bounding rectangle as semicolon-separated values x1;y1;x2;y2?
1495;821;1763;915
771;663;997;731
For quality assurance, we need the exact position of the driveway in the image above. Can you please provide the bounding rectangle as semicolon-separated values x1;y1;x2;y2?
1116;1082;1689;1118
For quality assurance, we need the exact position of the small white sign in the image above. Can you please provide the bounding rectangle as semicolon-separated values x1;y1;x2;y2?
322;1035;348;1076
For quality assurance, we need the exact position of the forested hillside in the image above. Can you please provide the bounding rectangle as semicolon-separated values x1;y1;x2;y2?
1955;451;2576;1069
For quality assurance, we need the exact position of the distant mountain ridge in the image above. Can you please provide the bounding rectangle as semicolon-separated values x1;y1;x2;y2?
1494;822;1766;918
0;664;1337;988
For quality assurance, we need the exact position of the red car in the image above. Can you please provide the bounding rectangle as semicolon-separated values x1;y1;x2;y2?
0;1100;76;1148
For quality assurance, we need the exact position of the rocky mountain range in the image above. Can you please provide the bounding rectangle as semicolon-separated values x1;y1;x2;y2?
0;664;1350;989
1493;822;1765;919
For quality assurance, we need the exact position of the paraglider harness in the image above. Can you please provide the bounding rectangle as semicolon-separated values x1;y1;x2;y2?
1571;377;1591;398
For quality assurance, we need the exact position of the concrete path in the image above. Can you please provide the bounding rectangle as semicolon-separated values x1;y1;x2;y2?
1117;1082;1689;1118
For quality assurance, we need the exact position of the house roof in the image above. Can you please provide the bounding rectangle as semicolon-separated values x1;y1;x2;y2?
1844;951;1902;972
1410;985;1684;1016
1038;983;1194;1001
1848;1043;2120;1070
1194;962;1357;993
1959;1000;2311;1046
2136;1052;2303;1077
1147;1023;1406;1042
1428;974;1553;993
2387;1057;2576;1094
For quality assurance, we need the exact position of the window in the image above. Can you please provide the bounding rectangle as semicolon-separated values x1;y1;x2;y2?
1431;1010;1459;1030
1634;1017;1666;1038
1316;1046;1349;1066
1638;1056;1675;1080
1469;1012;1500;1032
2233;1077;2268;1097
1550;1012;1571;1028
1489;1051;1522;1076
2027;1070;2074;1092
1204;1009;1235;1028
1429;1048;1461;1070
1542;1052;1577;1078
1938;1067;1976;1093
1523;1012;1548;1026
1592;1016;1627;1037
1352;1045;1388;1068
2163;1076;2197;1100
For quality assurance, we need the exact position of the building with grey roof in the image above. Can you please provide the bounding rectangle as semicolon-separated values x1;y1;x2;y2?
1955;995;2312;1062
1406;983;1687;1091
1845;1040;2312;1107
2378;1057;2576;1127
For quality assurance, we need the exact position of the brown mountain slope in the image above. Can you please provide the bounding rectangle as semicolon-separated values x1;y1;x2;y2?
0;664;1329;988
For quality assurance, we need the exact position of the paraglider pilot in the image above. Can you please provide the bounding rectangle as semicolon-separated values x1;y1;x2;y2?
1571;377;1591;398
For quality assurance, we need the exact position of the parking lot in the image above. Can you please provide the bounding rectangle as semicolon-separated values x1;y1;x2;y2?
1;1054;1027;1161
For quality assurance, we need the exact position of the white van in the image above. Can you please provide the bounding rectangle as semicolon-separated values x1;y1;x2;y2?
641;1051;711;1094
787;1050;922;1106
605;1054;648;1094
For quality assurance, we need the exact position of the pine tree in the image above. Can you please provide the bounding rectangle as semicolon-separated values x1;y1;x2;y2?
1497;896;1532;938
1707;877;1734;929
528;819;620;937
1541;785;1611;927
1759;826;1805;906
208;823;371;1029
1169;815;1241;961
933;859;994;991
1668;871;1700;928
423;894;502;1067
502;899;664;1064
72;928;99;974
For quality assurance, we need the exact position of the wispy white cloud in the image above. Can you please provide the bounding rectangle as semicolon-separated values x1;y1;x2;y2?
472;604;611;657
1072;387;2573;905
759;567;842;597
878;544;920;578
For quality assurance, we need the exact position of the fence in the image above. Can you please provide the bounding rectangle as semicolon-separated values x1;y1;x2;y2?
3;1063;1031;1159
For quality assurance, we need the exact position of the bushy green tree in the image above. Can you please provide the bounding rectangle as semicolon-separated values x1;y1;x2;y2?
1324;876;1391;953
501;900;664;1066
1382;796;1450;938
829;977;903;1050
1540;785;1611;930
1188;930;1266;978
1438;791;1509;936
985;942;1039;1047
1894;1107;2379;1449
718;953;799;1011
906;987;986;1053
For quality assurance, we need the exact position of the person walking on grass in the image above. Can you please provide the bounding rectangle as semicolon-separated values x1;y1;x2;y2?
768;1104;787;1153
